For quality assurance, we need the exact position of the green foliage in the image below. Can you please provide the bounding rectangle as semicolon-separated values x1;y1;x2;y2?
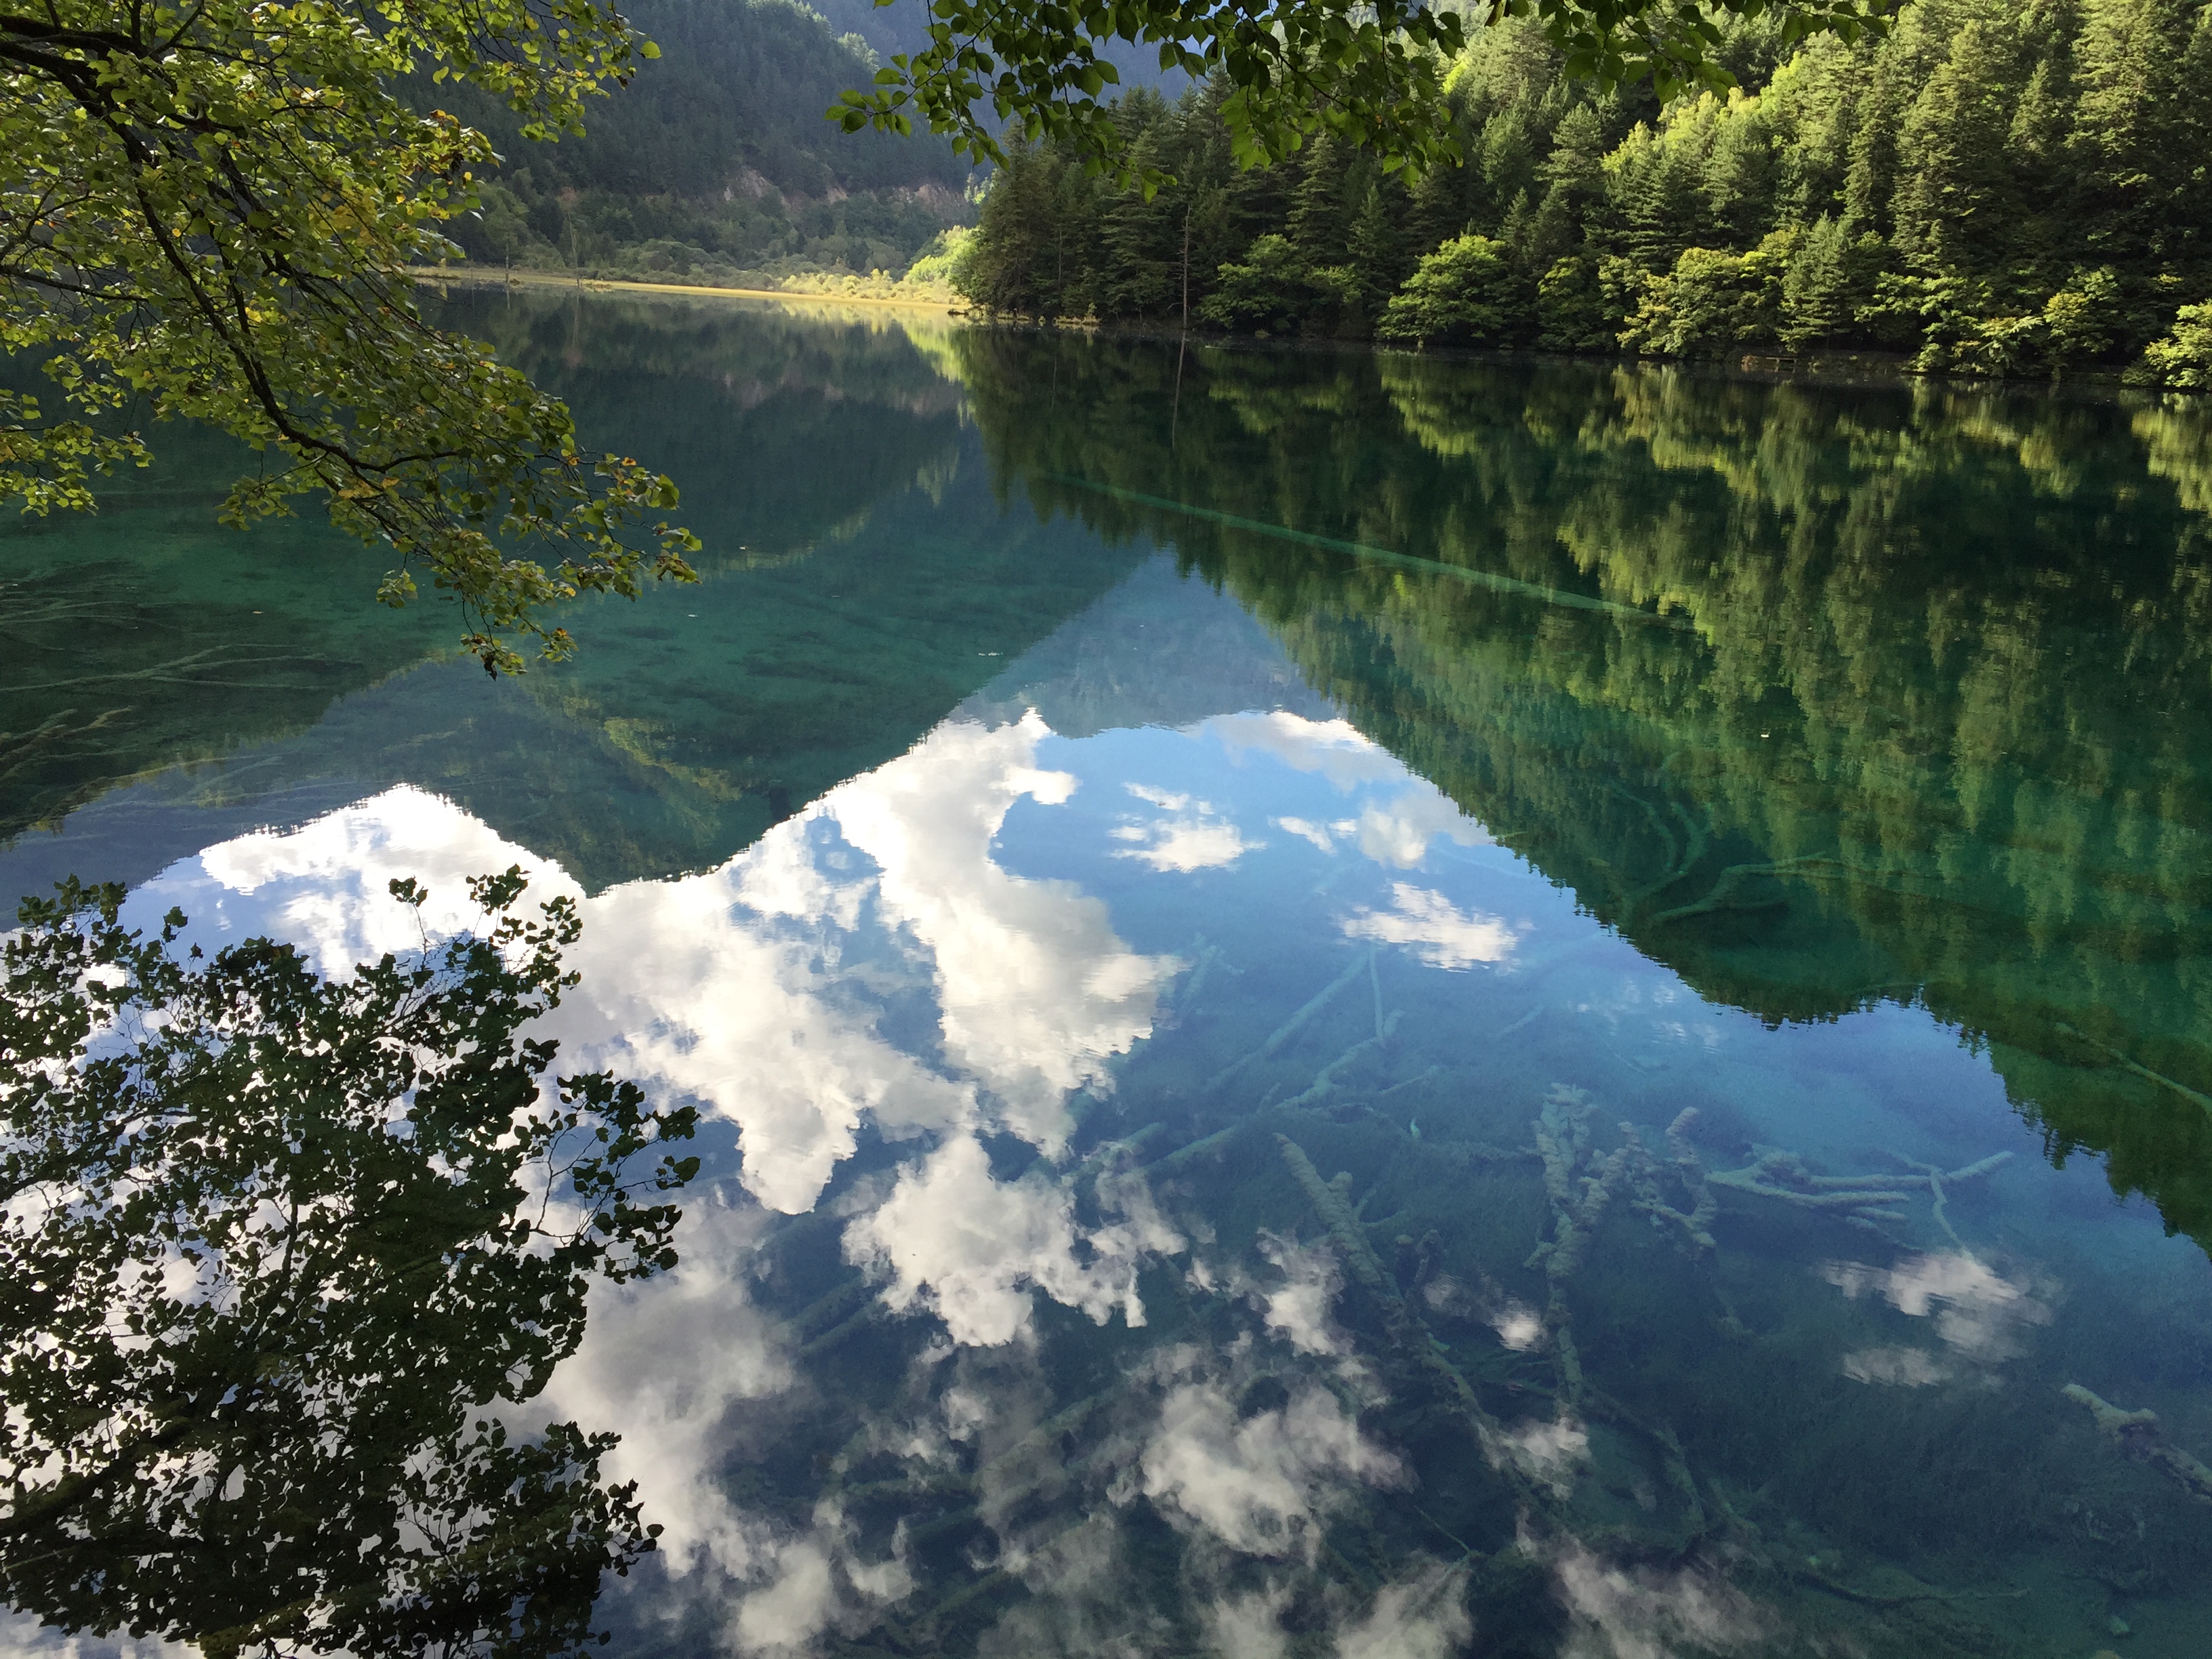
903;227;979;291
1200;234;1315;333
1376;235;1518;346
833;0;1902;182
1618;230;1795;356
445;170;964;288
2134;298;2212;388
957;0;2212;381
431;0;962;200
0;869;699;1658
1;1;703;673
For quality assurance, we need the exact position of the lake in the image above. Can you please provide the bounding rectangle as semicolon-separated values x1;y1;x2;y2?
3;290;2209;1659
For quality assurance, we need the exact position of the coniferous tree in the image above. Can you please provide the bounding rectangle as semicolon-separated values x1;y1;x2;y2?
951;1;2212;383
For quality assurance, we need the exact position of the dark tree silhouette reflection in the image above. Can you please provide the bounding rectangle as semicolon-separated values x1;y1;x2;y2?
0;870;699;1658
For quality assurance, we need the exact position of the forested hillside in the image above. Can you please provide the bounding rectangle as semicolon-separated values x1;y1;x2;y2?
958;0;2212;384
436;0;970;285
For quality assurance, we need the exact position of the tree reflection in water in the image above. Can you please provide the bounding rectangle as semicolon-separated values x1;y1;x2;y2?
952;330;2212;1250
0;871;699;1658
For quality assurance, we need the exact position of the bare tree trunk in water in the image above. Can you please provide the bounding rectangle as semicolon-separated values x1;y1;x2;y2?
1181;206;1191;335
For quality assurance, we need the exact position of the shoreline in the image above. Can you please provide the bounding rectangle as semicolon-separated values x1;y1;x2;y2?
407;267;2187;398
405;265;960;313
949;313;2165;399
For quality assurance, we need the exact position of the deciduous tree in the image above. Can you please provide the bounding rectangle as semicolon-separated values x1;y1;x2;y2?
1;1;700;673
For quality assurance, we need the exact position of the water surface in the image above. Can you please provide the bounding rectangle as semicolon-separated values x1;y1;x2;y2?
3;293;2210;1659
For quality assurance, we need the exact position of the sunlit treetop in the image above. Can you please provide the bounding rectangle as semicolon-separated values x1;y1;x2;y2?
834;0;1906;180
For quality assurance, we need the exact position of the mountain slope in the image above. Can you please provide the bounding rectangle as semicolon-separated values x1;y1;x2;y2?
433;0;972;281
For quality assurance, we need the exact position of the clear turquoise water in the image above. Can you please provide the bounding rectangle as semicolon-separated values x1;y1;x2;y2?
3;291;2210;1658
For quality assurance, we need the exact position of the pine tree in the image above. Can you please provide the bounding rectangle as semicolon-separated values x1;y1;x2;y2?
953;0;2212;369
1100;98;1181;316
1288;135;1359;268
1525;103;1607;268
2069;0;2212;288
1780;212;1868;345
1611;121;1708;272
1347;182;1410;309
1703;93;1782;245
1891;16;2030;277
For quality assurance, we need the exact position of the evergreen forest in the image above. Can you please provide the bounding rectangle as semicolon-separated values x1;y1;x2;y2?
955;0;2212;385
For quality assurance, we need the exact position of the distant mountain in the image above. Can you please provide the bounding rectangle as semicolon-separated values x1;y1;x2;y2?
430;0;975;281
805;0;1191;96
432;0;966;199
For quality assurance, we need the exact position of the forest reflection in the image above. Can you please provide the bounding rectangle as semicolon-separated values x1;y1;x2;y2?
0;292;1022;888
953;331;2212;1248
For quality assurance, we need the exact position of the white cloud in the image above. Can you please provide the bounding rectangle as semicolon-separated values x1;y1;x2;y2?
119;708;1177;1214
1140;1381;1402;1557
121;787;970;1216
1497;1412;1589;1498
1422;1274;1544;1353
1492;1306;1545;1351
1349;790;1494;870
732;814;868;929
134;782;575;975
1126;783;1193;811
706;1504;915;1658
528;1200;793;1580
1203;1586;1293;1659
1204;714;1494;869
972;1512;1178;1658
1255;1235;1349;1357
1340;883;1522;970
833;715;1180;1150
842;1132;1181;1347
551;861;974;1214
734;1539;840;1655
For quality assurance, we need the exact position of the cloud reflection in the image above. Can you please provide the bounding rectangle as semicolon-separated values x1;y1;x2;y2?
842;1131;1181;1347
830;713;1179;1151
1139;1378;1404;1558
1207;712;1406;788
528;1197;792;1582
81;695;1743;1659
1551;1538;1768;1659
1341;882;1523;970
1212;713;1492;870
1822;1251;2054;1369
1112;783;1259;872
122;710;1177;1214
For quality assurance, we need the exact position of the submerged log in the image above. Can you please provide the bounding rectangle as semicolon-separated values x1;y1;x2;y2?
2062;1383;2212;1504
